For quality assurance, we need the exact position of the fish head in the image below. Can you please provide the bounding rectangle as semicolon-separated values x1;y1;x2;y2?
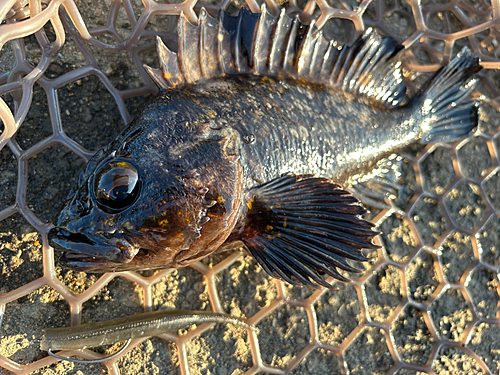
49;119;243;273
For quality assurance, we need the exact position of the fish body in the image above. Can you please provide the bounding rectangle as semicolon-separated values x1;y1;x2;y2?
132;76;420;189
49;7;480;288
197;78;418;187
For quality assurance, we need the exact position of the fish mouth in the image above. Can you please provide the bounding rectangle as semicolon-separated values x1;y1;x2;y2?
48;227;138;271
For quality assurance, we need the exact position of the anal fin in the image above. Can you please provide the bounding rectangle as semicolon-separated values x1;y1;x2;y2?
349;154;404;211
235;174;379;289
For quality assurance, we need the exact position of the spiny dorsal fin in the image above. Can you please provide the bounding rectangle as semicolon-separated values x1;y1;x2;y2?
144;5;407;107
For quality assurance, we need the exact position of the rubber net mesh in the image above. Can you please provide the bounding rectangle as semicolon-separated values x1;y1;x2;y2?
1;0;500;374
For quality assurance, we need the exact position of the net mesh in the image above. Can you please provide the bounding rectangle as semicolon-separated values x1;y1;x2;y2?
1;0;500;374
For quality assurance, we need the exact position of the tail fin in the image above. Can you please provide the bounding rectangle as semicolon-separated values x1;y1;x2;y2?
416;48;481;144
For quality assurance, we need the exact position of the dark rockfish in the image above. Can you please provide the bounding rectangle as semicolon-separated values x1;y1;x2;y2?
49;7;480;288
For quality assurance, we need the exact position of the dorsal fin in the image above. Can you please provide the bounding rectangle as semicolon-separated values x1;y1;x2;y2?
144;6;407;107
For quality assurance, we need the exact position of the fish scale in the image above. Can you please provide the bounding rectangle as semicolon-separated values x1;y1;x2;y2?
158;77;416;188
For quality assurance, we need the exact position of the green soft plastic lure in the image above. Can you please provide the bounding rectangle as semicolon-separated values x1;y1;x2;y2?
40;309;251;351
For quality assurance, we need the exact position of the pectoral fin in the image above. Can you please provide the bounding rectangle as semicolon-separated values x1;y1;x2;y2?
236;174;379;289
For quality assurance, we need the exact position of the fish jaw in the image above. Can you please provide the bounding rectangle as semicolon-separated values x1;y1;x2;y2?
58;253;121;272
49;227;139;269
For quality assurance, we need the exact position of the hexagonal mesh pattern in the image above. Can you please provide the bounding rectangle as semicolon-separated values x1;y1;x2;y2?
1;0;500;374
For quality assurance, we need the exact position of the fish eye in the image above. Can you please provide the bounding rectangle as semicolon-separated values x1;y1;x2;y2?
94;160;140;211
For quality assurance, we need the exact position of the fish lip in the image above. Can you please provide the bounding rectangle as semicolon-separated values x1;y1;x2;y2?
48;227;138;267
58;252;119;272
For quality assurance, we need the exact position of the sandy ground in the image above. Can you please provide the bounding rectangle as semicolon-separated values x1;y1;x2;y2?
1;1;500;374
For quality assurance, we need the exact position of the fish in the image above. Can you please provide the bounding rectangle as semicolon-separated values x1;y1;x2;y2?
48;6;480;288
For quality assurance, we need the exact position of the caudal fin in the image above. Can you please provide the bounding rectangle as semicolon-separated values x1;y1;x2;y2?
416;48;481;144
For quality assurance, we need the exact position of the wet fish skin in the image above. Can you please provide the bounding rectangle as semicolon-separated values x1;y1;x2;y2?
146;77;420;190
48;8;480;287
222;78;419;188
